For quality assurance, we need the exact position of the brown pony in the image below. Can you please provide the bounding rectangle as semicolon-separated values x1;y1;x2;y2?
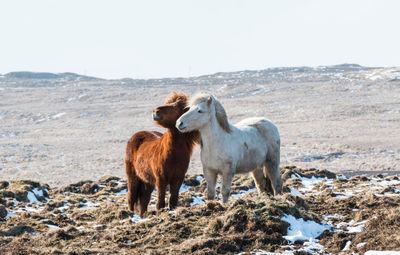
125;92;199;217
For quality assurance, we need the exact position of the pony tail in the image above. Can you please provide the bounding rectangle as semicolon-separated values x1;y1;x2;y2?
214;98;232;133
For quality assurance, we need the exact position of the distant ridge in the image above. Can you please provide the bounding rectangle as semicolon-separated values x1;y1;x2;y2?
2;64;378;81
4;71;102;81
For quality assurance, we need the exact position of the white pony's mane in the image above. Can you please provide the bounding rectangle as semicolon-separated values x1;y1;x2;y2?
189;92;231;133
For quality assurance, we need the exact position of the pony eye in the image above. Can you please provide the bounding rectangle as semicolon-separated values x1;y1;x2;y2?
198;109;203;113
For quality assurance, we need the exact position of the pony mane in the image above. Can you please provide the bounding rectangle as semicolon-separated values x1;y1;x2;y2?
190;92;231;133
165;92;188;109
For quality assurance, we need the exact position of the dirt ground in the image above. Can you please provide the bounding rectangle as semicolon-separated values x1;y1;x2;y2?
0;66;399;187
1;167;400;254
1;66;399;254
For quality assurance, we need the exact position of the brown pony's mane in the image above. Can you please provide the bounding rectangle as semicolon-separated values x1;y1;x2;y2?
164;92;188;109
189;92;231;133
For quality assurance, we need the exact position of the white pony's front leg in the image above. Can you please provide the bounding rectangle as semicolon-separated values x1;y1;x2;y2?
204;168;217;200
221;169;234;203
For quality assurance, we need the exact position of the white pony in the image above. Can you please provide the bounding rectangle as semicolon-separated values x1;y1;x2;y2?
176;92;282;203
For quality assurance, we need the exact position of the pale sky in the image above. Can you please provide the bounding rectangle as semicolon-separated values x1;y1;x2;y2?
1;0;399;79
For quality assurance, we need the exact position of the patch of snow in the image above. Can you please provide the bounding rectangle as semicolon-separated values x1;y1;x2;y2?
23;206;43;213
195;176;203;183
337;219;367;233
190;196;205;206
299;240;325;253
131;214;150;223
6;211;17;218
27;191;41;203
348;224;365;233
374;193;400;197
370;178;400;188
291;173;333;194
13;198;19;205
48;224;60;230
33;187;44;197
335;190;355;199
231;188;257;199
238;249;294;255
281;214;330;242
289;188;304;197
322;214;344;221
79;200;99;210
356;242;366;249
342;241;351;251
179;183;191;192
116;189;127;195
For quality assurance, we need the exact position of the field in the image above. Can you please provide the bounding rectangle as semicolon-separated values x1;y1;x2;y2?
1;64;400;254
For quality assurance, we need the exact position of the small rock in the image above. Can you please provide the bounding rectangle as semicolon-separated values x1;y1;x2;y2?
94;224;105;230
0;205;7;218
81;183;99;194
183;176;200;187
118;209;131;220
49;229;74;240
0;181;9;189
6;225;35;236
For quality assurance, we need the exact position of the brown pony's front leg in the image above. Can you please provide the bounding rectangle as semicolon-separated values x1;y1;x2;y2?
169;178;184;209
156;180;167;210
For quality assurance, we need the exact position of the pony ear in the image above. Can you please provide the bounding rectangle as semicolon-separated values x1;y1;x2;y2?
207;96;212;106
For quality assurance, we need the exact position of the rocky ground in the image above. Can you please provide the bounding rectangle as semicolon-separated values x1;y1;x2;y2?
1;167;400;254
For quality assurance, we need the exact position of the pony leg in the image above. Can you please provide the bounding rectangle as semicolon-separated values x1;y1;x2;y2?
221;171;234;203
156;180;167;210
125;161;139;212
139;183;153;218
251;167;271;194
203;168;217;200
264;157;282;195
168;179;183;209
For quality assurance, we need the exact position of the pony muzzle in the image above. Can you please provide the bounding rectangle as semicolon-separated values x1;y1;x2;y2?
176;120;186;131
152;111;161;121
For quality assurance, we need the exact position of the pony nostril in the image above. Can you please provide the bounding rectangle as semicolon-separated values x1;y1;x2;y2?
179;122;185;129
